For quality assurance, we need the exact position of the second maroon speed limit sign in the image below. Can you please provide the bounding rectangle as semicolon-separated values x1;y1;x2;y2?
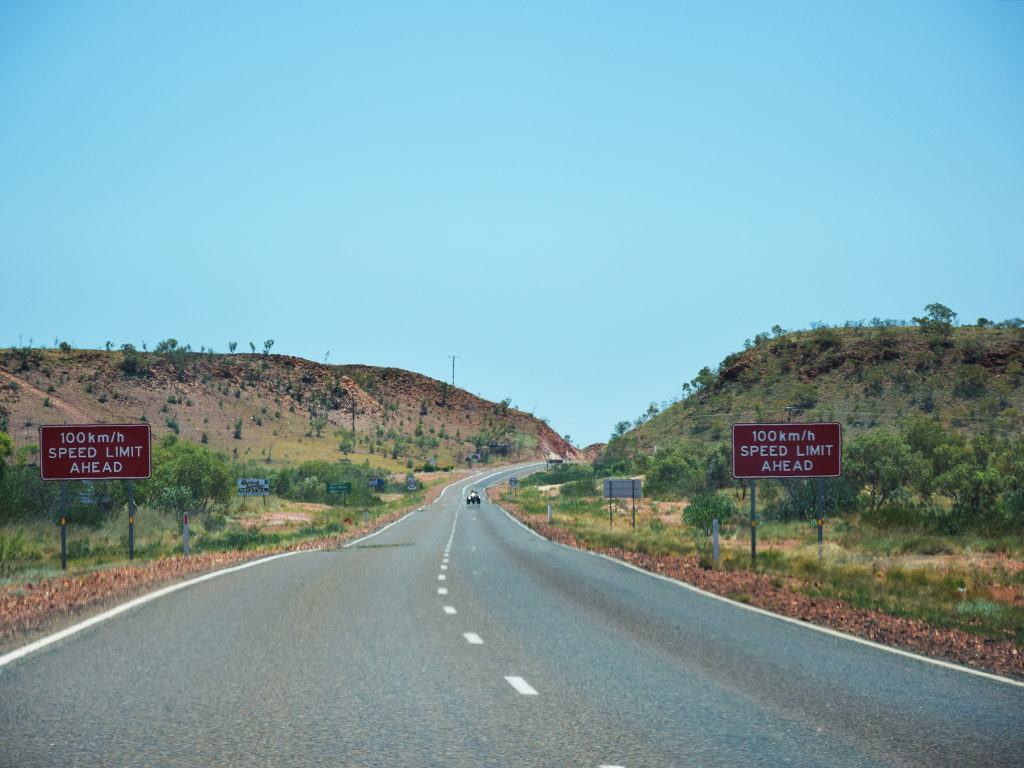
732;422;842;479
39;424;152;481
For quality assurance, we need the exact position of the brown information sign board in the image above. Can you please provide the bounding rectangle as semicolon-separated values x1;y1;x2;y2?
732;422;842;479
39;424;152;481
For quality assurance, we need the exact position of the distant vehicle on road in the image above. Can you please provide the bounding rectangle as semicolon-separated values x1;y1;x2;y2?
467;490;481;505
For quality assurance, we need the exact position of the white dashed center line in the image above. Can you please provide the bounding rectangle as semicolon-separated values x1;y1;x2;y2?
463;632;484;645
443;606;457;614
438;574;446;580
504;676;538;695
440;565;448;570
438;588;448;595
443;558;449;563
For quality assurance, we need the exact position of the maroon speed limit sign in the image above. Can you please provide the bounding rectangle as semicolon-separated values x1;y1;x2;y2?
39;424;152;481
732;422;842;479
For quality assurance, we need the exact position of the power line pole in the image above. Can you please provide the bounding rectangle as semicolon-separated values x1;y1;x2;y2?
448;356;459;387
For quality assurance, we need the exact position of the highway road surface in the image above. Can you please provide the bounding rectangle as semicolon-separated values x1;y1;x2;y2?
2;463;1023;767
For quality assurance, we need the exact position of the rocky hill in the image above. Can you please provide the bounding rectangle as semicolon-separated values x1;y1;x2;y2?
618;316;1023;453
0;346;580;470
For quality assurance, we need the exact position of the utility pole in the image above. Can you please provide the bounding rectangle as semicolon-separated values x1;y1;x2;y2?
448;356;459;387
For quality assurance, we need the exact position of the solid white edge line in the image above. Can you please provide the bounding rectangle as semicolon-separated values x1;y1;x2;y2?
494;503;1024;689
504;675;538;695
0;549;311;670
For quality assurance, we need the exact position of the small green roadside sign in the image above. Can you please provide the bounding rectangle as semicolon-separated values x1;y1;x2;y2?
327;482;352;494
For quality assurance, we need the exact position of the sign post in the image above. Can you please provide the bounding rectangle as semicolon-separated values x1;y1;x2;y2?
39;424;152;564
603;479;642;531
183;511;189;557
731;423;842;565
129;479;134;561
60;482;67;570
817;478;824;560
327;482;352;506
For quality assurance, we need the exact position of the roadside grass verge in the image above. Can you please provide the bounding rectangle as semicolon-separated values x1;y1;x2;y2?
0;477;451;587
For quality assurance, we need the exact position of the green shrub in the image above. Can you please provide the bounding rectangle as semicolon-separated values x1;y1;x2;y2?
66;538;91;559
684;493;734;535
560;478;597;498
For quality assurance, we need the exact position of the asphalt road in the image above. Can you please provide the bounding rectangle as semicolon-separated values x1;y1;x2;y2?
2;463;1023;767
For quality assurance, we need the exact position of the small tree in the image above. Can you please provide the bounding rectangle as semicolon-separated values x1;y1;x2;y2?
913;303;957;338
228;342;237;353
684;493;734;536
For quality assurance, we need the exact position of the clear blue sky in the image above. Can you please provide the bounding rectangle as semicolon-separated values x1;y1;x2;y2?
2;2;1022;446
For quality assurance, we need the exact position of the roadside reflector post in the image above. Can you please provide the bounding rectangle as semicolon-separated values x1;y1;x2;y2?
750;479;756;566
817;478;823;560
60;481;67;571
547;504;552;523
631;478;636;529
183;511;189;558
128;479;135;562
713;518;719;563
364;508;368;525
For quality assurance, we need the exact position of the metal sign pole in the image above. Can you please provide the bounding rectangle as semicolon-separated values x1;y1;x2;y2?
631;479;636;528
750;479;756;565
128;479;135;562
183;511;189;557
713;518;719;562
817;478;823;560
60;481;67;571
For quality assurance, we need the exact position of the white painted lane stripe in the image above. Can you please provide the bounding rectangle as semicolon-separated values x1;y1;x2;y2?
438;574;446;580
443;558;449;563
495;505;1024;689
504;676;538;695
438;588;448;595
599;764;626;767
443;606;457;614
463;632;483;645
440;565;447;570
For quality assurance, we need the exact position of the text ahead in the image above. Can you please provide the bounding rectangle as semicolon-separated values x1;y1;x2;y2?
39;424;152;481
731;422;842;479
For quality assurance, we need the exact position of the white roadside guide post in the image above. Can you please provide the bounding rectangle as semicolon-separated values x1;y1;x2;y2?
547;504;552;523
713;518;719;562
